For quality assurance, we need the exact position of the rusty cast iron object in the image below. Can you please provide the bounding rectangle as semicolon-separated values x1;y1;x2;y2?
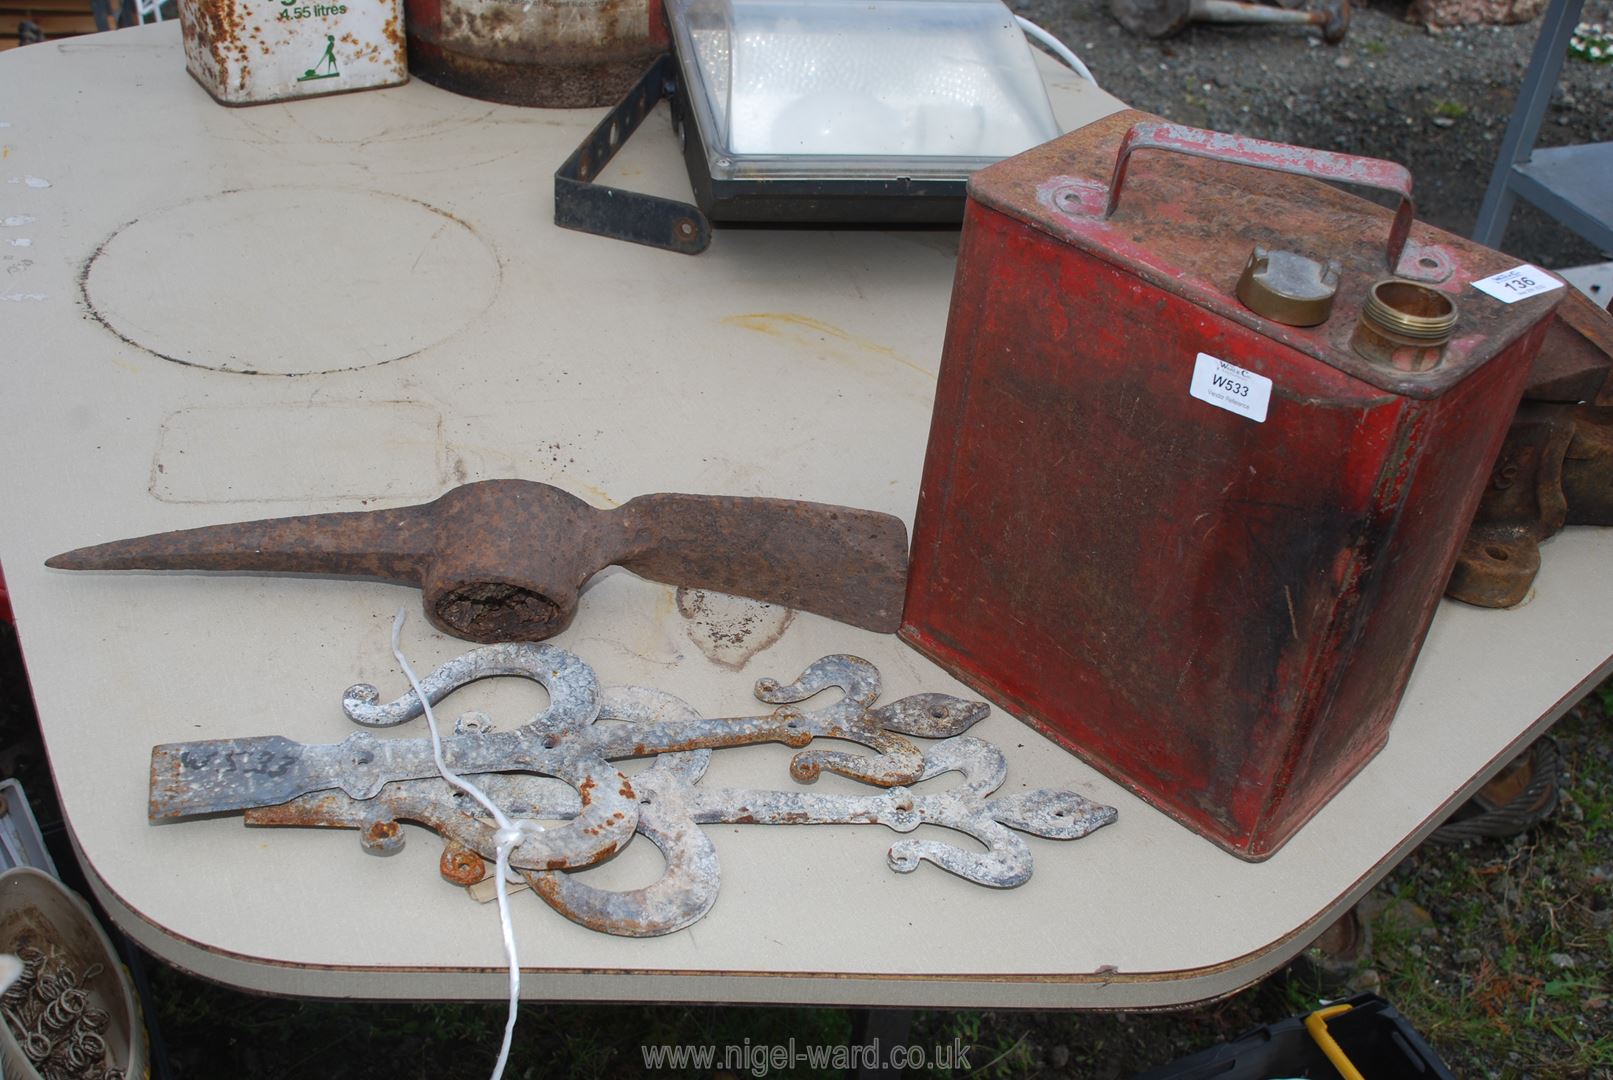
47;479;909;642
1446;289;1613;608
1447;404;1613;607
1523;287;1613;407
149;647;1115;936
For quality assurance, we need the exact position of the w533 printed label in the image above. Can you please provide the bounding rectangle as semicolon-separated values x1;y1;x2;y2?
1189;352;1271;423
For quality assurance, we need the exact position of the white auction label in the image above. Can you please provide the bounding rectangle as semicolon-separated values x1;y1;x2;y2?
1189;352;1271;423
1471;264;1563;303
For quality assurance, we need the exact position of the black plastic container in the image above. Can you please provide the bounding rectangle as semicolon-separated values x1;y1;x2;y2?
1129;994;1457;1080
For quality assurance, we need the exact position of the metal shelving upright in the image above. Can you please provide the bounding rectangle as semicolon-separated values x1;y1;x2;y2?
1473;0;1613;253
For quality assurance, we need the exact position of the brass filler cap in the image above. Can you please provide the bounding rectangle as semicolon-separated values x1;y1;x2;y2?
1236;246;1342;327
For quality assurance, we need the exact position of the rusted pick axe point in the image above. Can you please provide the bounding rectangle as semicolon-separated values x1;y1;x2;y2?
47;480;910;642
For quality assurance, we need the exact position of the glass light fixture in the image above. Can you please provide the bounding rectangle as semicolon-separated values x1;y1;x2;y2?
670;0;1059;182
554;0;1066;252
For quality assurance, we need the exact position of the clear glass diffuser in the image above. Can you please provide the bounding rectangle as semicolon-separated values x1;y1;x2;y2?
667;0;1061;182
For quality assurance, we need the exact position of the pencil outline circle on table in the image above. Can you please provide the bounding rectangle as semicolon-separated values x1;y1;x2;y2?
78;186;503;377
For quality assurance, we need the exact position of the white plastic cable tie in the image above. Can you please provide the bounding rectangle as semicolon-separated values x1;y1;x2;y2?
391;608;537;1080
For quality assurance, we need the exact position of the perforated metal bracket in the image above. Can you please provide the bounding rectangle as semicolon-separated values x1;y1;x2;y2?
553;53;711;256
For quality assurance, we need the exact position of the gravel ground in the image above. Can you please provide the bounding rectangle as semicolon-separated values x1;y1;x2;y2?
1013;0;1613;269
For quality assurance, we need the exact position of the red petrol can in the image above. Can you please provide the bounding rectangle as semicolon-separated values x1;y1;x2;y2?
901;111;1564;860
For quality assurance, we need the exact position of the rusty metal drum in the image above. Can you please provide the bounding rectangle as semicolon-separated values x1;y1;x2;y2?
404;0;670;107
901;110;1566;860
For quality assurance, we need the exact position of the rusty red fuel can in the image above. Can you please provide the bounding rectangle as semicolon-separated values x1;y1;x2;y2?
901;110;1565;860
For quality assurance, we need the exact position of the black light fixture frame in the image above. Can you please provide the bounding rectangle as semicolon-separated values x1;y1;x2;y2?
554;52;971;256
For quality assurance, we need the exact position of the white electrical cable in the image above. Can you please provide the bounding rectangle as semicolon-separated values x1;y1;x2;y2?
391;609;540;1080
1015;15;1100;87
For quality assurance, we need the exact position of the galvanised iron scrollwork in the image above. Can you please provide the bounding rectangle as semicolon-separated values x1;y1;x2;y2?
150;645;1117;936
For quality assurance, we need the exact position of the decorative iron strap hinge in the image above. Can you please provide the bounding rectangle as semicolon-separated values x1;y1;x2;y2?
148;644;1118;936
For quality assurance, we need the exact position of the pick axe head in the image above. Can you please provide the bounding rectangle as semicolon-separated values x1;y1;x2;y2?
47;480;910;642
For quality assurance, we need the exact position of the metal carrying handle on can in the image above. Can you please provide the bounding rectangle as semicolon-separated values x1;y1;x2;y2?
1104;121;1416;273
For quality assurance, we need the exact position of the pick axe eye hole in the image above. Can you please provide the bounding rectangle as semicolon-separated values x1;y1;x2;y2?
434;581;565;642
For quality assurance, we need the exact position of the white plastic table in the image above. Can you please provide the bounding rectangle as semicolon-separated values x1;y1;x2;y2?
2;23;1610;1009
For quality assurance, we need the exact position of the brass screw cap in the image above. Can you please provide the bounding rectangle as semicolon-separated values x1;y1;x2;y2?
1235;246;1342;327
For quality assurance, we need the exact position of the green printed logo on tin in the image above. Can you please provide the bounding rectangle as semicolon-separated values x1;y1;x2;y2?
297;34;340;81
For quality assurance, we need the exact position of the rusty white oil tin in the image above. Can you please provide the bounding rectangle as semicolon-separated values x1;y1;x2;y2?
181;0;407;106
